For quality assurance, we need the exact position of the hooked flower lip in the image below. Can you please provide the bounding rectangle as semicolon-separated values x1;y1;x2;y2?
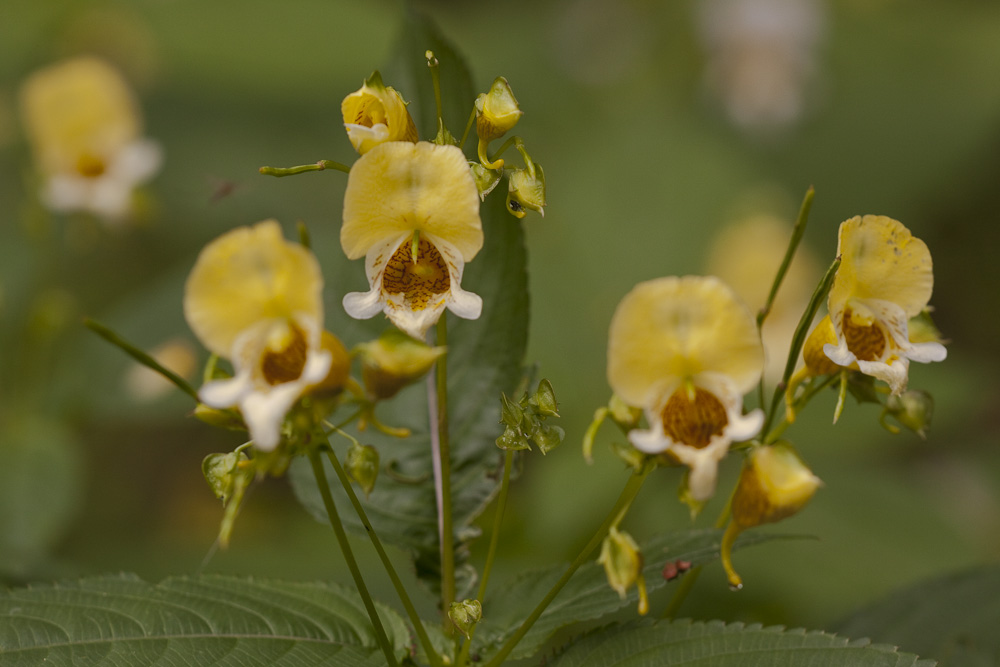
822;215;946;394
607;276;765;501
19;56;161;222
184;220;332;450
341;141;484;339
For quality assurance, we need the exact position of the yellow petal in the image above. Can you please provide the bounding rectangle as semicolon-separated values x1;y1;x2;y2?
184;220;323;357
341;73;418;154
341;141;483;261
830;215;934;319
19;56;141;175
607;276;764;410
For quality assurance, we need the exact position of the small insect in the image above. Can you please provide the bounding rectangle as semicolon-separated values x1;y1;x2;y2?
662;559;692;581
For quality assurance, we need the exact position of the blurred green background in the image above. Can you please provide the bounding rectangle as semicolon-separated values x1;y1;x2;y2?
1;0;999;637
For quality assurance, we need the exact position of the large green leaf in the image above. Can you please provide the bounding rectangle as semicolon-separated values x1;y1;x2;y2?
289;12;528;597
475;528;805;662
0;574;412;666
834;564;1000;667
548;619;935;667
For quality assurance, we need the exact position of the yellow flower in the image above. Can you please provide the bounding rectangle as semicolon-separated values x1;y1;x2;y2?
341;71;418;154
475;76;522;169
721;443;821;588
822;215;946;394
607;276;765;501
341;141;483;339
18;56;161;222
184;220;334;450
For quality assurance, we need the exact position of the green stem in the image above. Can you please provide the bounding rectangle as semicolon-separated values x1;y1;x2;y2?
306;449;398;667
763;373;840;444
457;450;514;666
258;160;350;177
760;256;841;438
430;317;456;618
323;445;443;667
83;318;200;402
661;487;734;619
483;466;651;667
459;105;477;149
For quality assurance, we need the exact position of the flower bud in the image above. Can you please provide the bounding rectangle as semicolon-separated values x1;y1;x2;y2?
448;599;482;639
356;329;445;400
475;76;522;144
499;392;524;428
202;451;250;504
722;443;821;588
194;403;246;431
598;527;648;615
801;315;842;376
341;71;418;154
496;425;531;451
531;378;559;417
469;161;502;200
534;423;565;455
345;442;380;497
506;163;546;219
881;389;933;438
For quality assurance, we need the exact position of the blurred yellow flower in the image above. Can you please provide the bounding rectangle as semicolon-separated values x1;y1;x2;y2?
607;276;765;501
341;71;418;154
341;141;483;339
19;56;161;222
184;220;334;450
822;215;946;394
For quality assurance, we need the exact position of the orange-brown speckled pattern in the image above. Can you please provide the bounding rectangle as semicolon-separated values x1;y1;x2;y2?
840;309;887;362
660;387;729;449
260;323;308;385
382;237;450;310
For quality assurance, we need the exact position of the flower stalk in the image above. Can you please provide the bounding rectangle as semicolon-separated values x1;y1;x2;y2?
258;160;351;177
429;317;457;620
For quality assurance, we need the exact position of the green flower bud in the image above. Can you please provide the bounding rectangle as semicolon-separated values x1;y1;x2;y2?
470;161;502;200
500;392;524;428
345;442;380;497
882;389;934;438
506;162;546;219
202;451;249;504
598;527;649;615
496;425;530;451
533;423;565;455
357;329;445;400
531;378;559;417
448;599;482;639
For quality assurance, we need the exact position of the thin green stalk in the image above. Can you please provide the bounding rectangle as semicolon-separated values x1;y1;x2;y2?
307;449;399;667
429;317;456;617
756;187;814;411
258;159;350;177
483;466;652;667
323;445;443;667
459;105;477;149
760;256;841;437
83;318;200;401
763;373;840;444
661;486;734;619
457;450;514;666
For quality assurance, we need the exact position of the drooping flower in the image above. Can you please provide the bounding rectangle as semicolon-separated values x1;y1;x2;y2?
821;215;946;395
341;71;418;154
341;141;483;340
184;220;343;450
607;276;765;502
18;56;161;222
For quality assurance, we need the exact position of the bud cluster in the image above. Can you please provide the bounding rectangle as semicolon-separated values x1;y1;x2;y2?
496;379;564;453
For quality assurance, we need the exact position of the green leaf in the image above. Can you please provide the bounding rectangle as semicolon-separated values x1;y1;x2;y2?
0;574;412;666
475;528;806;662
548;619;935;667
0;416;83;582
834;564;1000;667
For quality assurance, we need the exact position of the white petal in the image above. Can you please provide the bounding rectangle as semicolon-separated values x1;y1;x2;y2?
345;122;390;153
907;341;947;363
343;288;385;320
857;357;910;395
199;371;254;407
109;138;163;184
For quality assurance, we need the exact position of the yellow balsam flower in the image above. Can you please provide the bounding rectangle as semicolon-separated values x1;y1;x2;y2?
823;215;946;394
341;141;483;339
341;71;418;154
607;276;765;501
19;56;161;222
721;443;821;589
184;220;334;451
